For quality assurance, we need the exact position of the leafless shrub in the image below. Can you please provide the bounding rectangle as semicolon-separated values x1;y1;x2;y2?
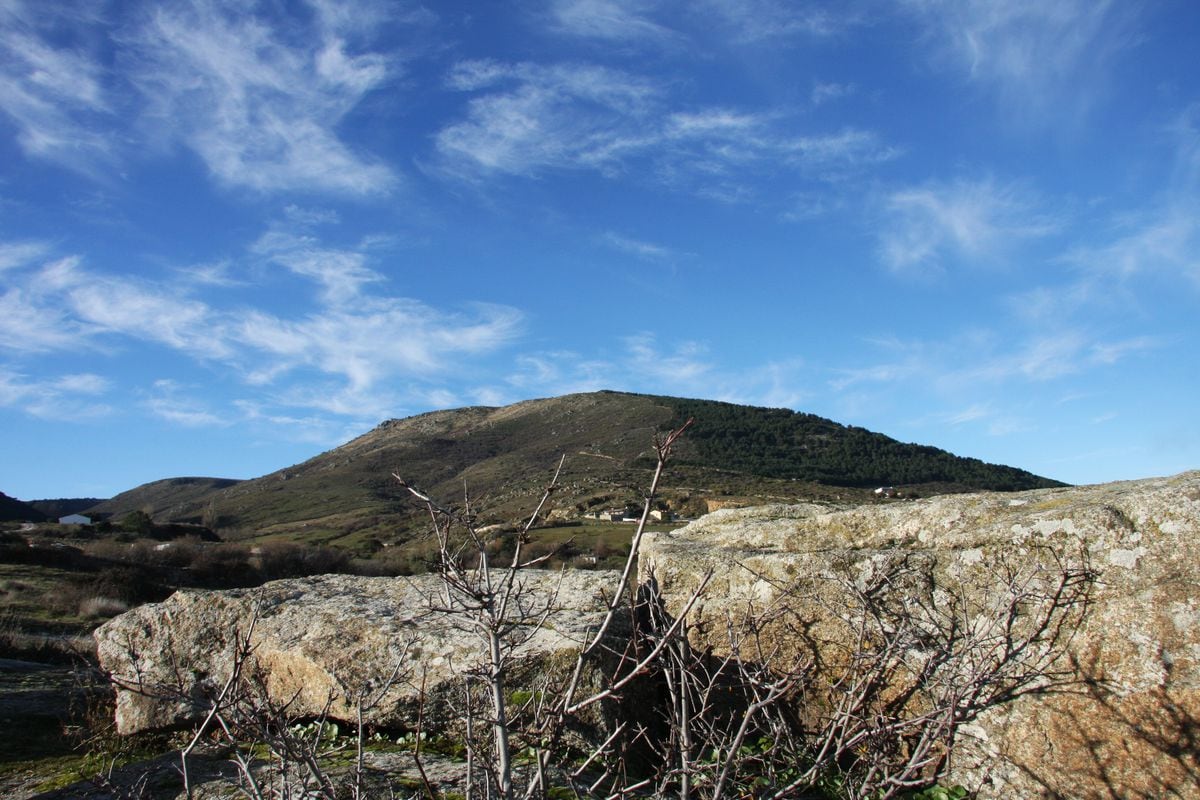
48;565;165;620
656;549;1096;800
92;419;1093;800
189;544;259;587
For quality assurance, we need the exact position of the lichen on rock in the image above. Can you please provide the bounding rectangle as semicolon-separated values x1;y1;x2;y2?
95;570;627;738
640;471;1200;799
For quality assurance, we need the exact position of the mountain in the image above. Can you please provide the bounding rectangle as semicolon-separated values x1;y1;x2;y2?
28;498;107;519
0;491;47;522
86;392;1064;552
86;478;243;524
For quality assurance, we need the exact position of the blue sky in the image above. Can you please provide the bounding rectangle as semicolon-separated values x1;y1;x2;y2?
2;0;1198;500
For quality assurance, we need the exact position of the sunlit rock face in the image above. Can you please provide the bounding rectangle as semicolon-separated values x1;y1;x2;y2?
96;570;626;736
641;472;1200;799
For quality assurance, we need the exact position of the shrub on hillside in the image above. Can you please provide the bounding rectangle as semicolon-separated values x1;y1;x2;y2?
189;545;259;587
253;541;349;580
49;564;166;621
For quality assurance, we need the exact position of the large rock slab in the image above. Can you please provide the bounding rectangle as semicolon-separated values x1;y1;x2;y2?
96;570;624;736
640;471;1200;799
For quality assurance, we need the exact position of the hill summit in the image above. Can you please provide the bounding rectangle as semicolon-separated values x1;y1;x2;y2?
88;391;1063;551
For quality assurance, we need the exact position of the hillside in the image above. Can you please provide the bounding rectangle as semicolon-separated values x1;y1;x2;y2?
0;492;47;522
86;392;1063;552
27;498;106;519
87;477;242;524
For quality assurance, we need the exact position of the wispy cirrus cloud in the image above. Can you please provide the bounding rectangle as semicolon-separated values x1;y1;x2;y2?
0;257;105;352
496;334;810;411
826;328;1163;442
52;260;230;359
437;61;658;177
252;231;384;306
1;0;408;192
234;299;523;395
1062;104;1200;286
901;0;1134;123
143;379;226;427
0;232;524;420
542;0;860;46
599;232;680;261
695;0;862;42
0;366;112;420
811;81;854;107
546;0;680;43
0;1;115;172
0;240;51;273
125;0;399;195
1022;107;1200;320
878;177;1057;274
1063;208;1200;286
437;61;897;198
832;329;1159;393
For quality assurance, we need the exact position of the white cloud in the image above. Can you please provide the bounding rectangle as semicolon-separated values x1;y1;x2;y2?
944;403;990;425
879;177;1057;274
252;231;383;306
1045;107;1200;306
0;1;115;171
830;328;1157;397
437;61;897;198
811;81;854;106
600;232;678;261
779;129;900;176
0;366;113;420
0;240;49;272
234;399;372;446
436;62;658;177
144;379;227;427
1088;336;1158;366
829;361;920;392
540;0;859;46
624;333;712;385
695;0;860;42
54;373;110;394
0;234;524;419
825;327;1163;444
0;258;102;353
1;0;406;191
902;0;1133;123
445;59;515;92
63;272;228;359
986;416;1033;437
283;204;342;227
1063;207;1200;286
126;0;397;194
178;261;245;288
234;301;523;394
971;333;1090;382
502;337;811;411
547;0;679;43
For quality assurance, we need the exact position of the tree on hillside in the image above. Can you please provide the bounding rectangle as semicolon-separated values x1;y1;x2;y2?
119;509;153;535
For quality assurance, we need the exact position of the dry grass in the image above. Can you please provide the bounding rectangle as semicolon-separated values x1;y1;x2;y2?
77;596;130;619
